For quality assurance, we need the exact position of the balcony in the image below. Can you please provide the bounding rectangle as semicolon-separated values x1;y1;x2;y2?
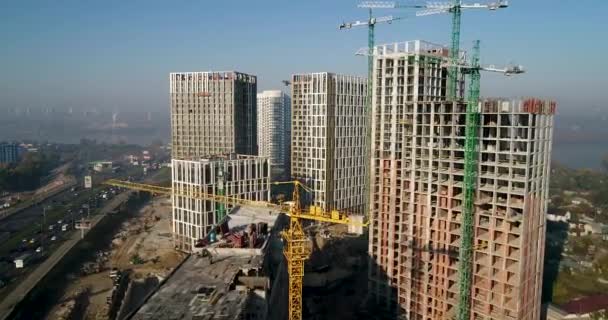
509;198;525;209
507;234;521;247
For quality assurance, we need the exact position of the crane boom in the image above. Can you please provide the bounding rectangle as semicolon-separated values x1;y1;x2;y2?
365;0;508;100
105;179;367;226
358;1;425;8
339;15;401;30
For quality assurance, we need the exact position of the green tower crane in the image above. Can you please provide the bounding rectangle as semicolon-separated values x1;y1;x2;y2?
207;159;226;243
459;39;481;320
415;0;508;100
216;160;226;222
339;9;406;220
364;2;510;319
447;40;524;319
362;0;508;100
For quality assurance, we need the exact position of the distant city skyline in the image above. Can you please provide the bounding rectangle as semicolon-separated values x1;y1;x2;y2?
0;0;606;114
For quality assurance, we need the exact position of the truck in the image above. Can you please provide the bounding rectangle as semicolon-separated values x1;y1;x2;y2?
14;253;32;269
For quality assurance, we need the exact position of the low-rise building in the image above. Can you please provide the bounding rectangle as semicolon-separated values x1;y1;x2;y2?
0;142;22;165
548;211;571;223
172;154;270;252
546;295;608;319
92;161;113;172
131;206;287;320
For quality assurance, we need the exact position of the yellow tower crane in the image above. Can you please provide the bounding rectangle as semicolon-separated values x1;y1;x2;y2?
105;178;366;320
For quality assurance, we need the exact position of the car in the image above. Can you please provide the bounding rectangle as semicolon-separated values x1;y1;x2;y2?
29;238;36;244
48;225;54;231
35;247;42;253
57;220;63;224
51;236;57;241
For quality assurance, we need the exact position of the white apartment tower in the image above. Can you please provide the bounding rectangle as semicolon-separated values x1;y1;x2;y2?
170;71;258;160
367;41;554;320
257;90;291;180
291;72;367;214
172;154;270;252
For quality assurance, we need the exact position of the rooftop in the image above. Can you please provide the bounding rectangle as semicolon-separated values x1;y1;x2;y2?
356;40;454;58
560;294;608;314
131;252;266;320
172;153;269;164
131;205;286;320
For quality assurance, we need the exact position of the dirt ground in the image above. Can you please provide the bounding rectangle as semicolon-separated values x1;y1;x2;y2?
109;197;183;278
47;196;185;320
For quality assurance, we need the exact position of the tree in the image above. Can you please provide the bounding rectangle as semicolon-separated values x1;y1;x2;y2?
590;310;608;320
602;154;608;173
0;152;60;192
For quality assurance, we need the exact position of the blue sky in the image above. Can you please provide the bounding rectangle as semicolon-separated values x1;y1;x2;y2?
0;0;606;114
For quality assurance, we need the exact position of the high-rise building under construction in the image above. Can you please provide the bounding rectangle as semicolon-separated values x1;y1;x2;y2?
291;72;367;214
367;40;554;320
170;71;258;160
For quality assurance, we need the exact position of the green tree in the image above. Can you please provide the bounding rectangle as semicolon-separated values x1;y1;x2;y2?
602;154;608;173
0;151;60;192
590;310;608;320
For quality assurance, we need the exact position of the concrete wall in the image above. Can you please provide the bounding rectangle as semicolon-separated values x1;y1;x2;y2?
172;155;270;252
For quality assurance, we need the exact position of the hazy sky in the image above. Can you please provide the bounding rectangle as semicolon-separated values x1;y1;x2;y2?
1;0;606;114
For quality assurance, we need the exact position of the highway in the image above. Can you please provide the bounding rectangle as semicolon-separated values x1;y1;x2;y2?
0;191;133;320
0;178;76;222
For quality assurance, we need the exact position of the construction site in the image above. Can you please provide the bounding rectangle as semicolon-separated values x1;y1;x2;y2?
36;1;556;320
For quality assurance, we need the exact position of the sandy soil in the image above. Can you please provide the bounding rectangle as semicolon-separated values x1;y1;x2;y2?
109;197;183;278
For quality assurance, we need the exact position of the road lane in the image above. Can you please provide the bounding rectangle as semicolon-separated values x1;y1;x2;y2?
0;191;133;320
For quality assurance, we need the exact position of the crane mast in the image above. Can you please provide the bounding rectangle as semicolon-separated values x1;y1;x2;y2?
444;40;523;320
449;0;462;100
459;39;480;320
340;6;407;230
104;178;366;320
